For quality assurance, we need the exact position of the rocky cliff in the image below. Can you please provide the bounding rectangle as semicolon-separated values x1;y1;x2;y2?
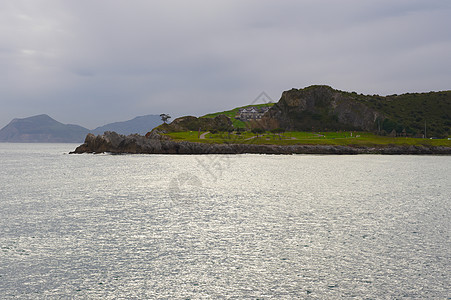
70;131;451;155
264;85;450;137
266;85;383;131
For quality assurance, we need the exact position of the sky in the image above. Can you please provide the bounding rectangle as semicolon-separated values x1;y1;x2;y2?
1;0;450;129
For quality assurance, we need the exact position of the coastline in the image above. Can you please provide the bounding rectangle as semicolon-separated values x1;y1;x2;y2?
70;132;451;155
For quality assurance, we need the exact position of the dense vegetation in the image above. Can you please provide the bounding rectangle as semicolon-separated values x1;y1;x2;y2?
339;90;451;138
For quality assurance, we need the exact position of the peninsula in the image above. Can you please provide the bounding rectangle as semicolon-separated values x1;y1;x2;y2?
71;85;451;154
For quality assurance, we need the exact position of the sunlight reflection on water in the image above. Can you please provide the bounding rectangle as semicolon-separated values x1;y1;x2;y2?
0;144;449;298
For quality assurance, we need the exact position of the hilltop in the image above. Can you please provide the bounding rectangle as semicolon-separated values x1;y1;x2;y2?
264;85;450;138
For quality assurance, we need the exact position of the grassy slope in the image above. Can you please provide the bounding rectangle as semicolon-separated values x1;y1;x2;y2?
165;131;451;147
201;103;274;128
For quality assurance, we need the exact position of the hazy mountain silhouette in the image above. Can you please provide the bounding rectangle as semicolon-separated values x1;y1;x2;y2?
91;115;162;135
0;114;163;143
0;114;89;143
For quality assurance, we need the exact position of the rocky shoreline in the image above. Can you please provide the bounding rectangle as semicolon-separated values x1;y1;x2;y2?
69;131;451;155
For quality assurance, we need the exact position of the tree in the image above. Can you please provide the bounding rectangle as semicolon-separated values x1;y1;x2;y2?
235;127;245;138
160;114;171;124
271;128;285;140
218;125;234;139
251;128;265;138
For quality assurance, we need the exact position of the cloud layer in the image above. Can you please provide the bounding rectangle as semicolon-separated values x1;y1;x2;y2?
1;0;450;128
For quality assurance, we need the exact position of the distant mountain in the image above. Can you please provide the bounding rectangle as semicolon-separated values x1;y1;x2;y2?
0;114;163;143
91;115;162;135
0;114;89;143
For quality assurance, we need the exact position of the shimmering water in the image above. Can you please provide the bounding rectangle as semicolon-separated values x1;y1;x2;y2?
0;143;449;299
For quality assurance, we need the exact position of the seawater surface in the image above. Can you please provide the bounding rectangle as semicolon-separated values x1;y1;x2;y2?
0;143;449;299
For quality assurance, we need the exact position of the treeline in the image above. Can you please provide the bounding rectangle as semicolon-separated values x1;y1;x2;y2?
351;91;451;138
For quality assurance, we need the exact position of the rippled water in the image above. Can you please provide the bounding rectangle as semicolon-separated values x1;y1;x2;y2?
0;143;450;299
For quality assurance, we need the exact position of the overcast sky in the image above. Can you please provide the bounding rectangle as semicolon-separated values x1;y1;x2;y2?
1;0;450;129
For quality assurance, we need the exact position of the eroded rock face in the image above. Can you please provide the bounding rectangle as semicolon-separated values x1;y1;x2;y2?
267;85;383;131
70;131;451;155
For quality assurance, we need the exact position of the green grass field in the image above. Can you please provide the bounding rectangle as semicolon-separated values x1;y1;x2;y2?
201;103;274;128
164;131;451;147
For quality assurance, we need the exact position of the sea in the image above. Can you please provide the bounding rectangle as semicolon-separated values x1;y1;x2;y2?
0;143;449;299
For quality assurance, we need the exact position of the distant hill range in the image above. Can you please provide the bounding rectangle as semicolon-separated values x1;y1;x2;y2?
0;114;162;143
0;114;89;143
91;115;162;136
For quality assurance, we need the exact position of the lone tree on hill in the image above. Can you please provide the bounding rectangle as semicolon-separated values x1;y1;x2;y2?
160;114;171;124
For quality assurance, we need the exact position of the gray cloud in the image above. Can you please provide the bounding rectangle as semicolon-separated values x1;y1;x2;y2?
1;0;450;128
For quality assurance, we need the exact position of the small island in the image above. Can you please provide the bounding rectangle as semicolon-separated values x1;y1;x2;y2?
71;86;451;155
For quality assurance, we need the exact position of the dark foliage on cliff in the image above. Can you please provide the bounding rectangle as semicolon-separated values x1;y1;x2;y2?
353;91;451;138
266;85;450;137
150;115;233;134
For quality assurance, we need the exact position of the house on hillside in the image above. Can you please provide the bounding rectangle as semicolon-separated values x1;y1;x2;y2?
236;106;270;121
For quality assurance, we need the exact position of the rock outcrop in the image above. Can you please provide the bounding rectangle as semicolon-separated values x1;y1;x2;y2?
266;85;383;131
153;115;232;134
70;131;451;155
